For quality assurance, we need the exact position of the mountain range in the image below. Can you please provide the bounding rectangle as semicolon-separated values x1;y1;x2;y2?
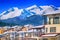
0;5;60;26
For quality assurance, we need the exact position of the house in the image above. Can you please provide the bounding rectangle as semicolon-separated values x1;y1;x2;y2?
0;27;4;34
24;25;45;40
16;25;44;40
21;26;28;31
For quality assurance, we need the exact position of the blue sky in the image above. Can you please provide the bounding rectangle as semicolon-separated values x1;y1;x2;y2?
0;0;60;13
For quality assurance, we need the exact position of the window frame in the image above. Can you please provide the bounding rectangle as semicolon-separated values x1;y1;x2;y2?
46;28;48;33
53;17;60;24
50;27;56;33
49;17;52;24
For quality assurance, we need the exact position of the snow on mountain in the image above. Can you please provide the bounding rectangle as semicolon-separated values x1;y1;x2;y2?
40;5;55;14
20;9;35;19
39;5;60;15
26;5;42;15
0;11;6;16
0;5;60;19
0;7;23;20
58;7;60;10
0;5;60;26
0;6;37;20
44;10;60;15
40;5;58;10
0;6;37;25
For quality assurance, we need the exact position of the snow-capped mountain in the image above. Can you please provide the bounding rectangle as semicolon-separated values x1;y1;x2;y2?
39;5;59;15
0;5;60;26
0;7;23;20
0;5;39;20
58;7;60;10
1;5;59;20
26;5;42;15
0;6;38;25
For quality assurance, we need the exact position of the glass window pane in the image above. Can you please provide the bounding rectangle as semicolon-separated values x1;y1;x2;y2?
49;18;51;24
50;27;56;32
53;17;59;24
43;38;48;40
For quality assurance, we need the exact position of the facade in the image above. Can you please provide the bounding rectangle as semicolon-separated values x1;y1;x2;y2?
44;13;60;34
41;12;60;40
21;27;28;31
0;27;4;34
24;25;45;40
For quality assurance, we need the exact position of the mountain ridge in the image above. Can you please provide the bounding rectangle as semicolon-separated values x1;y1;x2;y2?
0;5;60;26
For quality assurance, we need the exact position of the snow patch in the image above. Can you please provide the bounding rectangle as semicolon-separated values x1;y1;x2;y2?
26;5;41;15
0;7;23;20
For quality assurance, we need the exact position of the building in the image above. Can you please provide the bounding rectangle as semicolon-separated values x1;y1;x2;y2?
41;10;60;40
24;25;45;40
44;11;60;34
0;27;4;34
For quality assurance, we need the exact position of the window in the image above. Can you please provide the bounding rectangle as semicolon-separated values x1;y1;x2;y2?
39;39;41;40
51;38;56;40
50;27;56;32
42;38;48;40
49;18;51;24
53;17;59;24
46;28;48;33
33;32;38;37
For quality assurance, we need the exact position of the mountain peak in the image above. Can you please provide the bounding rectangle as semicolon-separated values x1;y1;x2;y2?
26;5;37;10
26;5;41;15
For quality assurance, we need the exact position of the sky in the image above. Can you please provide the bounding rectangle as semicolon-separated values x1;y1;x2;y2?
0;0;60;13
